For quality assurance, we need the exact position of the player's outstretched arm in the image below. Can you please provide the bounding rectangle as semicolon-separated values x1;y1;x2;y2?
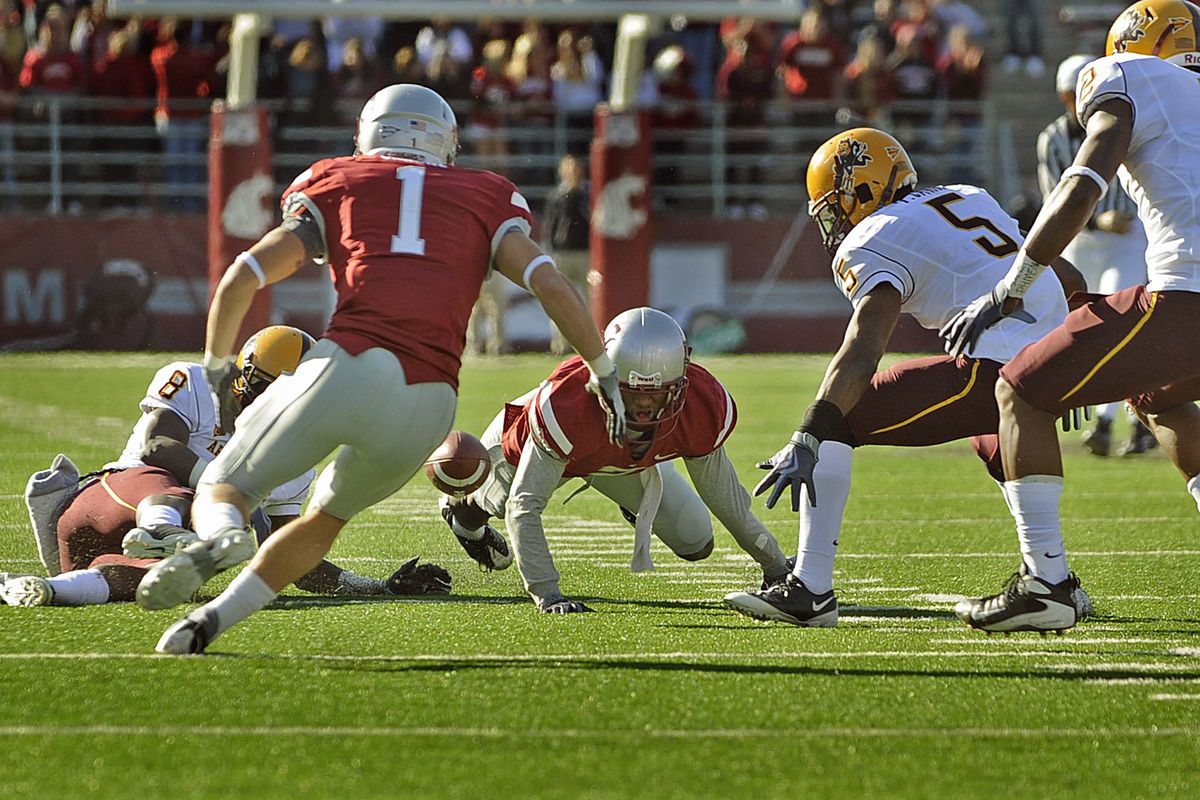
756;285;900;511
494;229;626;445
204;228;308;430
942;98;1132;356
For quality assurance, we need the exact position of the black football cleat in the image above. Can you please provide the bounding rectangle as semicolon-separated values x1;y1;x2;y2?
439;496;512;572
155;607;220;655
1081;417;1112;457
955;570;1078;633
724;574;838;627
1118;420;1158;456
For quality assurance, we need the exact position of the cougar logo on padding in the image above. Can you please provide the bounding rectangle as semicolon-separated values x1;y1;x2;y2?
222;173;274;239
592;174;647;240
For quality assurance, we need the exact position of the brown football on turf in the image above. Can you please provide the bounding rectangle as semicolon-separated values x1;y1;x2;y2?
424;431;491;496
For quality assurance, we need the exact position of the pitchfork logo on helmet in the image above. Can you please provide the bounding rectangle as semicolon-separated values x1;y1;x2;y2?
1107;0;1200;67
603;307;691;437
232;325;316;409
807;127;918;255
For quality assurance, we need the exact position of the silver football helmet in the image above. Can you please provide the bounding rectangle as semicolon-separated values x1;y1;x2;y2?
603;307;690;431
354;84;459;166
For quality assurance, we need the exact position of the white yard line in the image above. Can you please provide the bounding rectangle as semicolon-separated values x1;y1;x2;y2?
0;724;1193;739
1150;694;1200;701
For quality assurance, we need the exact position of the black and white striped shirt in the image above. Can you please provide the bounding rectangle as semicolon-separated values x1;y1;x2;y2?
1037;113;1137;226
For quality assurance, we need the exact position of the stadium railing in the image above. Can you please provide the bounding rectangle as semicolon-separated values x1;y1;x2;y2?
0;94;996;217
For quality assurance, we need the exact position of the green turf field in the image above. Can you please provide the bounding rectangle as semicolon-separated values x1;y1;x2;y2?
1;352;1197;799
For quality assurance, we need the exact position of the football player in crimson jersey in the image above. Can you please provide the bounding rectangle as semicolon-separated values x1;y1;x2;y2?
2;327;449;608
724;127;1092;630
147;84;624;654
439;307;792;613
941;0;1200;632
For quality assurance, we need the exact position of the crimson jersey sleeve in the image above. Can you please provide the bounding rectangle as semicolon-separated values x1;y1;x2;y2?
671;363;738;459
277;156;536;389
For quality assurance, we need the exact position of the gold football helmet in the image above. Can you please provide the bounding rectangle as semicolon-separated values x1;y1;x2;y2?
1106;0;1200;67
806;127;918;254
232;325;315;408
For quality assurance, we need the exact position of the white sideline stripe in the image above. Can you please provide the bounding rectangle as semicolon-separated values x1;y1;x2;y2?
834;550;1200;558
0;650;1178;662
1170;647;1200;657
1151;694;1200;702
1086;678;1200;686
931;637;1184;646
1051;662;1190;672
0;724;1194;739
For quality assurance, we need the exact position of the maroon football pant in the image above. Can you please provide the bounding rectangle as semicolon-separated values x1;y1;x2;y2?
846;355;1005;480
57;466;192;599
1001;287;1200;415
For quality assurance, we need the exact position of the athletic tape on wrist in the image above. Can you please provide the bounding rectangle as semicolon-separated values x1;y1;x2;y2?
1001;252;1048;299
237;251;266;289
586;352;615;378
1062;165;1108;194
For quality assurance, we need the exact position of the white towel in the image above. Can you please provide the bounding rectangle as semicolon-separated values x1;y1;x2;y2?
631;464;664;573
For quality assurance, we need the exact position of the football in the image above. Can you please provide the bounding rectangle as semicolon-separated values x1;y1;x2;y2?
424;430;491;496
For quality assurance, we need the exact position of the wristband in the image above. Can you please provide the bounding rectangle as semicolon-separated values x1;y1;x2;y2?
521;254;555;291
203;351;233;372
236;251;266;289
799;399;853;444
585;352;615;378
188;459;207;488
1062;165;1108;194
999;252;1049;299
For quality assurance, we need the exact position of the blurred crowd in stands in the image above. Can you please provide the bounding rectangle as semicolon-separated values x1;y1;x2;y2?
0;0;1034;218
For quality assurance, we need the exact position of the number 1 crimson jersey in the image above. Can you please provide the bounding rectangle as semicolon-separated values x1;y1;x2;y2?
501;357;738;477
282;155;534;389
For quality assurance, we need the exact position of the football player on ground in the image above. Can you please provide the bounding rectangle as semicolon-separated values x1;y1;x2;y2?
724;127;1090;629
940;0;1200;633
439;307;792;613
145;84;623;654
1;326;450;607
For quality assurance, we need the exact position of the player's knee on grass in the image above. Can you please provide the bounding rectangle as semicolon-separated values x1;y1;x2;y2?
675;538;714;562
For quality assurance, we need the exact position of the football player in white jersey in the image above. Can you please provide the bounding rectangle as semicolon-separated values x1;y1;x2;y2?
942;0;1200;633
1;326;451;607
724;127;1089;628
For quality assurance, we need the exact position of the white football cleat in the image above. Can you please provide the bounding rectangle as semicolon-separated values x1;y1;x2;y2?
122;524;201;559
1;575;55;607
136;528;255;611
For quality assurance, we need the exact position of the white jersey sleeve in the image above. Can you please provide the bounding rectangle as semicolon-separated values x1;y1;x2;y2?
107;362;224;470
1076;55;1162;153
832;223;917;305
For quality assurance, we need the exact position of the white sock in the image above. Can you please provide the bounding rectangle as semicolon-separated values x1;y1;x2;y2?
194;502;245;540
1094;403;1116;423
137;504;183;528
793;441;853;594
1187;475;1200;513
995;480;1014;514
46;569;110;605
203;568;278;638
1006;475;1068;583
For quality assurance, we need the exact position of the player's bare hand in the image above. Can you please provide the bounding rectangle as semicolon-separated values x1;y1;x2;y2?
939;287;1036;358
203;353;240;433
754;431;820;511
586;367;627;446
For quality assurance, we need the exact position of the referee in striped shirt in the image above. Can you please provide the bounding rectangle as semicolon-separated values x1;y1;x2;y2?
1036;54;1153;458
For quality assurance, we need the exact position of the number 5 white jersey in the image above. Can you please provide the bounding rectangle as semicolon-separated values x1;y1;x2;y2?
106;362;314;517
1076;53;1200;292
831;184;1069;363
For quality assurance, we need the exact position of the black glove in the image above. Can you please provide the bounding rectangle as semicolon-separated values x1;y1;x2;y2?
204;355;241;434
754;431;820;511
585;367;627;446
1060;405;1092;432
541;598;595;614
939;287;1036;358
386;557;452;595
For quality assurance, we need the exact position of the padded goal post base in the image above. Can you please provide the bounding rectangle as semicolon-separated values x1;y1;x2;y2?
207;102;273;344
589;106;653;328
